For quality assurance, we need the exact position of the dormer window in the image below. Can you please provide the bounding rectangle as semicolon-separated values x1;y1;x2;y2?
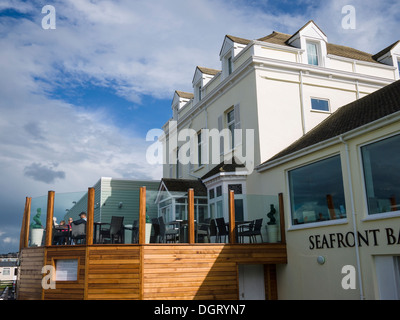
198;85;202;101
228;56;233;75
397;59;400;77
307;42;319;66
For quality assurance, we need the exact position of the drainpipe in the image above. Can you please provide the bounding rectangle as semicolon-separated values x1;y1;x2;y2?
299;71;306;135
339;135;364;300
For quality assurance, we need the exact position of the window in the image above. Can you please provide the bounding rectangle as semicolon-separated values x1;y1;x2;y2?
55;259;78;281
3;268;10;276
398;59;400;77
176;148;181;178
289;155;347;225
361;134;400;215
228;184;244;221
374;256;400;299
197;131;202;166
208;185;224;219
227;109;235;148
198;85;202;101
228;56;233;75
311;98;330;112
307;42;319;66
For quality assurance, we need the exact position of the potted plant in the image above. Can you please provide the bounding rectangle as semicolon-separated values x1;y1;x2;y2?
266;204;279;243
30;208;44;246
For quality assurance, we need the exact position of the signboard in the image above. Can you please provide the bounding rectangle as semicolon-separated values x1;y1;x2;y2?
55;259;78;281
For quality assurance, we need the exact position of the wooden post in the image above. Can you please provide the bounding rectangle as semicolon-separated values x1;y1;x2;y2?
278;193;286;244
86;187;95;246
19;197;31;251
45;191;55;246
229;190;236;244
188;189;195;244
139;187;146;244
23;197;32;248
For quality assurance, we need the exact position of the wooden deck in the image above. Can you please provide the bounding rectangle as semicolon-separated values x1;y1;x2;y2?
17;187;287;300
18;243;286;300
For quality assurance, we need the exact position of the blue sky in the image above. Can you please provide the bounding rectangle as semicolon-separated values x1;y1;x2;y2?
0;0;399;253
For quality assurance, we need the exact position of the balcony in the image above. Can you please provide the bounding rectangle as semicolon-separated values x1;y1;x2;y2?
18;186;287;300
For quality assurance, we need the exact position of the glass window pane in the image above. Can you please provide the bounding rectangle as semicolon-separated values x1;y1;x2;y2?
216;200;223;218
209;203;215;219
227;109;234;124
216;186;222;197
209;189;215;199
398;60;400;77
234;199;244;221
228;184;243;194
361;134;400;214
307;42;319;66
289;155;346;225
311;98;329;111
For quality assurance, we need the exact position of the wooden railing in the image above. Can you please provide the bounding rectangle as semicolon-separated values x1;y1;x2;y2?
19;187;287;248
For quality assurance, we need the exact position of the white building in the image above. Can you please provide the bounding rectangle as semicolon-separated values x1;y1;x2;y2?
162;20;398;228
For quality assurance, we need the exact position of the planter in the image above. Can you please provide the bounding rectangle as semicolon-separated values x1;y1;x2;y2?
266;224;279;243
145;223;152;244
30;228;44;247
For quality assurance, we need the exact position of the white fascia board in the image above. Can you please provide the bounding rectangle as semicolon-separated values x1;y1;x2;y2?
328;54;395;70
202;171;249;185
252;40;304;53
252;55;395;85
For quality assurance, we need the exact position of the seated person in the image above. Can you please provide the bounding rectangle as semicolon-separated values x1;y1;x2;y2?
73;212;87;225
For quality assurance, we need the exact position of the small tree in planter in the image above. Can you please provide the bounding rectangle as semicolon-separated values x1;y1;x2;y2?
30;208;44;246
266;204;279;243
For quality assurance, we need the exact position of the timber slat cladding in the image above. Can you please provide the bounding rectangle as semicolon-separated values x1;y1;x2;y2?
43;246;86;300
17;247;44;300
86;246;141;300
142;244;286;300
18;243;285;300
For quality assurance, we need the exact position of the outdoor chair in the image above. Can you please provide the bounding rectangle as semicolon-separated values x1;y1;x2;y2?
99;216;124;244
251;218;264;243
209;219;218;243
237;220;255;243
158;216;179;243
215;217;229;243
196;222;210;243
238;219;264;243
71;221;86;245
151;218;160;243
131;220;139;244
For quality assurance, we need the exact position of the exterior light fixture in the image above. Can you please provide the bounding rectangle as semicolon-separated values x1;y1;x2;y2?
317;256;326;265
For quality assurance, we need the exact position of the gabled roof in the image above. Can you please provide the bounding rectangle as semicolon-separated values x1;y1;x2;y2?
257;79;400;169
196;66;221;76
286;20;327;44
192;66;221;85
175;90;194;99
373;40;400;60
158;178;207;196
201;158;246;180
258;31;379;64
225;35;252;46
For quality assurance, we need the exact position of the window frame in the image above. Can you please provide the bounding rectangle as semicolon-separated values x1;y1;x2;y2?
287;154;348;230
227;108;235;149
311;97;330;112
197;131;202;167
359;132;400;220
306;41;320;66
397;59;400;78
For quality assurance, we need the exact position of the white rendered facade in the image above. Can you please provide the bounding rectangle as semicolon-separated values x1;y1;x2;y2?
162;21;398;224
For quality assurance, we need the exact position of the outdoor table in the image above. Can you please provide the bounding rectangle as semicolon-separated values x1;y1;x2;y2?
93;222;109;244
